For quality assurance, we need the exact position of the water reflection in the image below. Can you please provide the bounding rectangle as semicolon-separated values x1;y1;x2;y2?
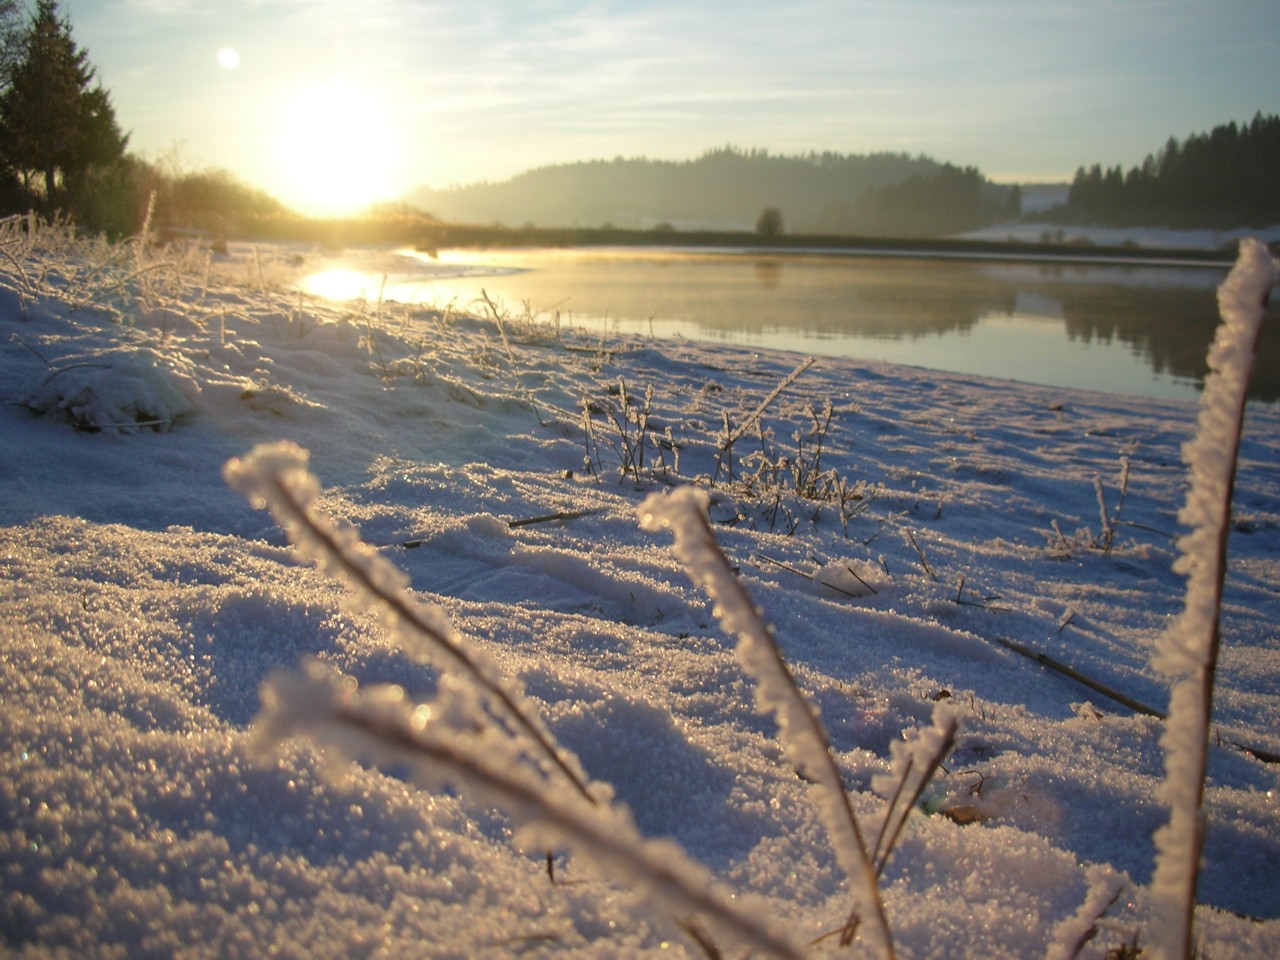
1013;266;1280;402
300;247;1278;404
754;259;782;289
305;268;388;301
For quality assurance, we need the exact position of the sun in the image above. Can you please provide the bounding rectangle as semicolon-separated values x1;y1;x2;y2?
273;82;401;216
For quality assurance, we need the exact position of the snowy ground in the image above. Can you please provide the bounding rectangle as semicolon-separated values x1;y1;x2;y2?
961;219;1280;253
2;223;1278;959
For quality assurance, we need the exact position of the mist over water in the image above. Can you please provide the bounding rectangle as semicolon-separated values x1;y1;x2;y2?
302;247;1280;405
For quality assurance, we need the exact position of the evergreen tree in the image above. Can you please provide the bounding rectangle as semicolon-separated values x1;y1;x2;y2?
0;0;127;204
0;0;26;209
0;0;23;90
1005;183;1023;219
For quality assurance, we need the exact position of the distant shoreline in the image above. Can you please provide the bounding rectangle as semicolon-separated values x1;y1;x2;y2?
238;215;1243;269
419;225;1242;268
530;239;1236;270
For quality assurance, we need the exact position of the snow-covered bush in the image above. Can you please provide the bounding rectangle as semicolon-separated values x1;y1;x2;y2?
21;350;197;431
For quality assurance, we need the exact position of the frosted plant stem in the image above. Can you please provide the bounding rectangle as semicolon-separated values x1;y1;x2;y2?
870;708;958;877
640;486;895;960
725;355;815;449
1147;238;1278;960
256;662;806;960
224;441;595;806
1043;864;1127;960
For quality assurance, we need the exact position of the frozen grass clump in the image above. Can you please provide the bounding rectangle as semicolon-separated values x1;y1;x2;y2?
577;355;870;536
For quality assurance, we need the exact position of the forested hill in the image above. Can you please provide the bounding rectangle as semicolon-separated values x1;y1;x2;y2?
406;148;1019;237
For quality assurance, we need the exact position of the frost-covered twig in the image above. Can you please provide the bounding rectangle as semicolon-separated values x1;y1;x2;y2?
713;357;815;485
903;528;937;581
993;635;1164;719
1094;476;1114;552
479;287;517;367
869;703;958;878
1147;238;1278;960
223;441;595;805
726;356;815;449
255;659;806;960
1044;864;1128;960
640;486;895;960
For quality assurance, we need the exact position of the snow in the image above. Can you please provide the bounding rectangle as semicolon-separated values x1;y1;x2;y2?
961;220;1280;252
2;221;1278;958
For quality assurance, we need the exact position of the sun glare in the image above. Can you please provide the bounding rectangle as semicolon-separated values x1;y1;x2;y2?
301;268;386;302
274;83;400;216
216;47;240;71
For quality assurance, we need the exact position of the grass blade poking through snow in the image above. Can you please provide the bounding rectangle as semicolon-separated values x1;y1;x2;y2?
640;486;896;960
1147;238;1279;960
223;440;595;806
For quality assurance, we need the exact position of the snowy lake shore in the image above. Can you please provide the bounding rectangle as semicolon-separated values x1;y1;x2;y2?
2;223;1278;958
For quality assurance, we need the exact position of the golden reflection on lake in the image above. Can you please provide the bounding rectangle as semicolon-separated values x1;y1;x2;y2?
303;268;389;302
301;247;1279;404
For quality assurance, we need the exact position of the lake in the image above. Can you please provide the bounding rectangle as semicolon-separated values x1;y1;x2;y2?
300;246;1280;405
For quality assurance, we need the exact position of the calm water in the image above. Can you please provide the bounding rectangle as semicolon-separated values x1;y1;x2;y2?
301;246;1280;405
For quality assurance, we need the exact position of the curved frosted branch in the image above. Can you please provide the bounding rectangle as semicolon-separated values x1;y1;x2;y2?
640;486;895;960
224;440;595;804
256;659;806;960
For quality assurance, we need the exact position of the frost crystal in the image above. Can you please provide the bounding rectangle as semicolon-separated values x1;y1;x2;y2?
231;444;806;958
254;659;806;960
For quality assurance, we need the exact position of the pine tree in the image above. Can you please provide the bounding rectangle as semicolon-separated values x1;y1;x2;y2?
0;0;24;90
0;0;126;204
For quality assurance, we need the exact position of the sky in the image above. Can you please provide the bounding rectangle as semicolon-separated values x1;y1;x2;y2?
60;0;1280;216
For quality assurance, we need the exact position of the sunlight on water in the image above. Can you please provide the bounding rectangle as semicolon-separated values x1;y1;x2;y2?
299;247;1279;404
301;269;390;302
299;249;524;305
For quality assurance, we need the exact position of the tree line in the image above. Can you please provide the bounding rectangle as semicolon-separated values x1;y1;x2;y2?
1064;113;1280;228
0;0;286;238
826;163;1020;238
